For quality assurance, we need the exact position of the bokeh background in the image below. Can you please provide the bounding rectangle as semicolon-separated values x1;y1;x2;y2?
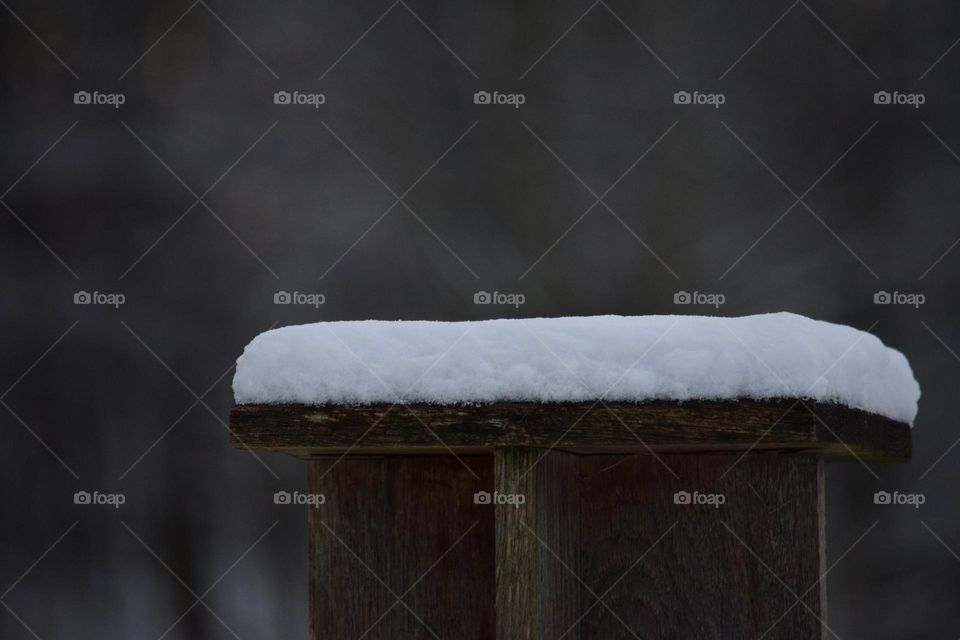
2;1;959;638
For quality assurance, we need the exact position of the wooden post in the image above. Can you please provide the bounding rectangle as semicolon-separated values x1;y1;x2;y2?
230;400;908;639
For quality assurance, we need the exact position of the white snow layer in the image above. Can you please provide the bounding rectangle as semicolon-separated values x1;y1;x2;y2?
232;313;920;424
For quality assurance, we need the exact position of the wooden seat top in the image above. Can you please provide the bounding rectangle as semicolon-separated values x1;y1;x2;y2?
229;399;910;462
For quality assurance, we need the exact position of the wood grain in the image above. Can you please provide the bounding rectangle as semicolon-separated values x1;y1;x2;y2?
576;453;825;640
495;448;582;640
301;452;828;639
308;456;494;639
231;399;910;462
488;452;826;639
256;399;880;637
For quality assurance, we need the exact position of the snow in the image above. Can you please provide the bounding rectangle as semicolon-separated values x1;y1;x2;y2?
232;313;920;425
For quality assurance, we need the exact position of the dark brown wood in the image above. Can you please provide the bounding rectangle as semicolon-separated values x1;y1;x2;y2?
235;399;901;638
486;451;826;639
495;448;582;640
308;456;494;639
230;399;910;462
574;453;826;639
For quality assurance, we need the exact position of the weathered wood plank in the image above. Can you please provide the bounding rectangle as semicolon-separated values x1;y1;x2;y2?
490;451;827;639
494;448;581;640
576;453;825;640
308;456;494;639
231;400;910;461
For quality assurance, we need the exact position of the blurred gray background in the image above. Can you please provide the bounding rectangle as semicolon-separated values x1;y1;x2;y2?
1;1;958;638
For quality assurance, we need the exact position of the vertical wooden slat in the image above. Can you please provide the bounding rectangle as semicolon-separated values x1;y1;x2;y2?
495;447;582;640
495;448;538;640
816;456;827;638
